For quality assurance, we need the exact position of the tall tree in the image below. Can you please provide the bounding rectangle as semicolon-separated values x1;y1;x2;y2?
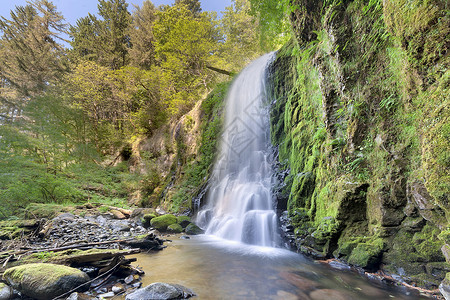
153;4;221;116
0;0;67;119
70;0;131;70
174;0;202;16
128;0;157;69
220;0;261;72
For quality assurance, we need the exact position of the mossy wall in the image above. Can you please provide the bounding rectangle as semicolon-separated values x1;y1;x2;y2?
270;0;449;289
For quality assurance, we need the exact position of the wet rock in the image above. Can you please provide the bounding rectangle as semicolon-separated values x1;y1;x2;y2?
180;235;190;240
278;271;319;291
0;283;12;300
121;233;164;250
112;284;124;293
124;275;135;285
328;260;351;270
125;282;195;300
3;263;89;300
185;223;204;235
99;291;115;298
309;289;352;300
66;292;92;300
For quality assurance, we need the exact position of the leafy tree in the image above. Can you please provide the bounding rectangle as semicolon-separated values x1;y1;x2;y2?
174;0;202;16
0;0;67;118
128;0;157;69
153;4;221;116
248;0;291;50
70;0;131;69
220;0;262;72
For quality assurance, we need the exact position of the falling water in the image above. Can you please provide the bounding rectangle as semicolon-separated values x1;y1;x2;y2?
197;53;279;247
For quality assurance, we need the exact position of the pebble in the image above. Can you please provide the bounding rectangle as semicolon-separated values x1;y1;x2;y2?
124;275;135;284
98;291;115;298
112;285;124;294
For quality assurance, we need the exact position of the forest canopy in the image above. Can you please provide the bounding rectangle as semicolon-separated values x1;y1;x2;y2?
0;0;267;217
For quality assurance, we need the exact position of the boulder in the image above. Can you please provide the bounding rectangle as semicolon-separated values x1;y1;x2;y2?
110;209;126;219
150;215;177;231
142;214;157;228
185;223;204;235
167;223;183;233
121;233;164;250
3;263;89;300
0;283;12;300
125;282;195;300
177;216;191;228
440;273;450;300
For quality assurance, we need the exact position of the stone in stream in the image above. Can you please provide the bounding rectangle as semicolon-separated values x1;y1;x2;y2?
125;282;195;300
278;271;319;291
184;223;204;235
0;283;12;300
3;263;89;300
66;292;92;300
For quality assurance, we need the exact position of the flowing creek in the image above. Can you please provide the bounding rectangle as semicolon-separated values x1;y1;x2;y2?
130;55;427;299
130;235;426;299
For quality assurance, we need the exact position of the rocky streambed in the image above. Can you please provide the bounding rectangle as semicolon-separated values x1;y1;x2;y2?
0;205;203;300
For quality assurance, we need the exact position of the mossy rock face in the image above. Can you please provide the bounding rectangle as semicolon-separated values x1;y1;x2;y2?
150;214;177;231
185;223;204;235
3;263;89;300
167;223;183;234
347;238;384;270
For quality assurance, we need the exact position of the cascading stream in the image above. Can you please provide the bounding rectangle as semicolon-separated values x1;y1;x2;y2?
197;53;279;247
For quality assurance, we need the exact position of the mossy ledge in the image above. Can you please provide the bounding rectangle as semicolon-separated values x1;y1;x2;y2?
270;0;449;290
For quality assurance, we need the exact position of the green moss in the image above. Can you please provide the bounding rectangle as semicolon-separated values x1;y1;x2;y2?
3;263;86;286
167;223;183;233
347;238;384;269
177;216;190;224
150;214;177;231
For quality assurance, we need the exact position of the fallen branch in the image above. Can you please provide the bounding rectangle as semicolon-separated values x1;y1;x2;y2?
206;65;234;76
52;256;126;300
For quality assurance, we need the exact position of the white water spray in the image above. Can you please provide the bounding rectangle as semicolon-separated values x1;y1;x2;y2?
197;53;279;247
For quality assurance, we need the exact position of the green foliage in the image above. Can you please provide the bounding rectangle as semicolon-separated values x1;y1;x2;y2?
69;0;131;70
248;0;291;50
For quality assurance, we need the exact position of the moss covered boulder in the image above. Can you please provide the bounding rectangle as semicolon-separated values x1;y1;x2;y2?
177;216;191;228
150;214;177;231
3;263;89;300
185;223;204;235
142;213;157;228
167;223;183;233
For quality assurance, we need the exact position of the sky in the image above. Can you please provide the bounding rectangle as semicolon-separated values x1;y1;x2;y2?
0;0;233;26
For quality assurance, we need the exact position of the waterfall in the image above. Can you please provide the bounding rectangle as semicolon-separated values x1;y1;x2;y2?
197;53;279;247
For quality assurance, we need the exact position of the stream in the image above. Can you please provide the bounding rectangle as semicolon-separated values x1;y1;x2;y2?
130;235;427;300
